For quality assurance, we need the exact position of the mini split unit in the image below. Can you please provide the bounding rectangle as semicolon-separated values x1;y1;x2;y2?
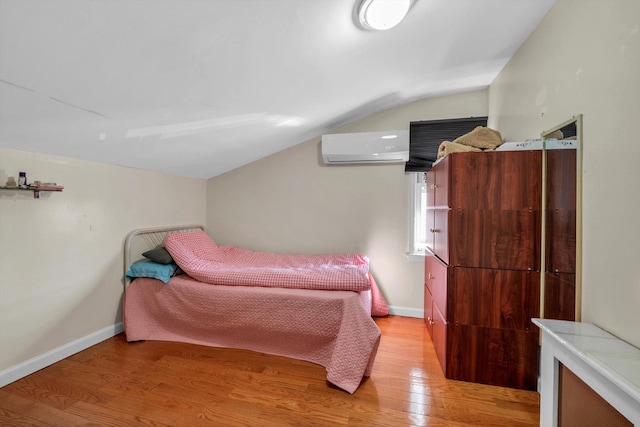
321;130;409;164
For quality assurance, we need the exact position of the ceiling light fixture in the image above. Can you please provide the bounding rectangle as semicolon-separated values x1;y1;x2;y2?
356;0;412;31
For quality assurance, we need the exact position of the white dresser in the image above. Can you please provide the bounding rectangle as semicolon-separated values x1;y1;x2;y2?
533;318;640;426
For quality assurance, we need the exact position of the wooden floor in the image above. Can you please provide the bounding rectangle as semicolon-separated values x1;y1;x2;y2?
0;316;540;426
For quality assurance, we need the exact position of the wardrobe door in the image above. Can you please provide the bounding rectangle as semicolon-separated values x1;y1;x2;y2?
545;148;577;321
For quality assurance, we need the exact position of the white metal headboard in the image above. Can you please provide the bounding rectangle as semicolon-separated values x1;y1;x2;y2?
123;224;205;286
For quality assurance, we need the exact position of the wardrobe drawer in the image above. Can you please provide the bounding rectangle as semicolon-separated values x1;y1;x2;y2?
425;251;448;318
447;209;541;270
432;209;450;265
544;272;576;321
545;209;576;274
432;303;448;376
448;150;542;210
448;267;540;331
424;284;434;340
425;208;435;254
433;154;450;207
425;171;435;208
446;325;539;390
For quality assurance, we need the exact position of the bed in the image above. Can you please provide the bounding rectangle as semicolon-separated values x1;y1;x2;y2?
122;225;385;393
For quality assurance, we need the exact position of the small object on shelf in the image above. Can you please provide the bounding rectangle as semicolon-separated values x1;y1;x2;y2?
29;183;64;191
5;176;17;187
18;172;27;188
28;182;64;198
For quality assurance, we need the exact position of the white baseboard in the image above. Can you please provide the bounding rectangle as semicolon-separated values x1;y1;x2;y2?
0;322;124;388
388;305;423;318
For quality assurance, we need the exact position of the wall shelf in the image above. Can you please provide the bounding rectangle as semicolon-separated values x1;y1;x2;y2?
0;186;63;199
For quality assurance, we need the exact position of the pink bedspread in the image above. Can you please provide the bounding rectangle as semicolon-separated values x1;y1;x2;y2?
164;231;371;291
124;275;381;393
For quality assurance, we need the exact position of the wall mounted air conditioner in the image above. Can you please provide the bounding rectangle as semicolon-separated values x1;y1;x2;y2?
321;130;409;164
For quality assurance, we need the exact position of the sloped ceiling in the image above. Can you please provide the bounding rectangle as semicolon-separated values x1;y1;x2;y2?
0;0;555;179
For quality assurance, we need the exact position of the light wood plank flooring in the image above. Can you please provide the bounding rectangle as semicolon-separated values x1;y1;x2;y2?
0;316;540;426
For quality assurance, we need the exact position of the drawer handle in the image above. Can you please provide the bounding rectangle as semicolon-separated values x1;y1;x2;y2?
430;184;438;189
428;273;435;280
429;228;440;233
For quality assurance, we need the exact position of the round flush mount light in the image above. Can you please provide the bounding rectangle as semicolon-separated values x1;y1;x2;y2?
356;0;412;31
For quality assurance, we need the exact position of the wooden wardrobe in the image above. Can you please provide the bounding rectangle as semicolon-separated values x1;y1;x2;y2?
423;150;543;390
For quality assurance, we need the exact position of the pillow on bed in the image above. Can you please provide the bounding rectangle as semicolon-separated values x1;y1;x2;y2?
164;231;220;265
126;260;181;283
141;247;174;264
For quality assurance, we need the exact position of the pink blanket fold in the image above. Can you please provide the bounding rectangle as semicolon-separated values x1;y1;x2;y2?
164;231;371;291
124;275;381;393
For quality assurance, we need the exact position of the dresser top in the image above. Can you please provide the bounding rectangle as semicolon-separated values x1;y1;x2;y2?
533;318;640;404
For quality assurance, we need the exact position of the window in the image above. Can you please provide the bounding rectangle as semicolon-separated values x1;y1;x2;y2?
406;116;488;258
408;172;427;257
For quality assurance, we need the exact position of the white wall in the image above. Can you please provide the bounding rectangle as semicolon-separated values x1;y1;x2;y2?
488;0;640;347
206;90;488;316
0;147;206;381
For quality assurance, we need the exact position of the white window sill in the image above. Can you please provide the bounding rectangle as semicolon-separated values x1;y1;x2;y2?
405;252;425;262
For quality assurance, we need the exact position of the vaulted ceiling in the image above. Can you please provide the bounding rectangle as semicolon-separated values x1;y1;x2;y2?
0;0;555;179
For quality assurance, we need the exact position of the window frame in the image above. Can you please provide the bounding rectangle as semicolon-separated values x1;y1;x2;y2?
405;116;488;260
407;172;427;259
